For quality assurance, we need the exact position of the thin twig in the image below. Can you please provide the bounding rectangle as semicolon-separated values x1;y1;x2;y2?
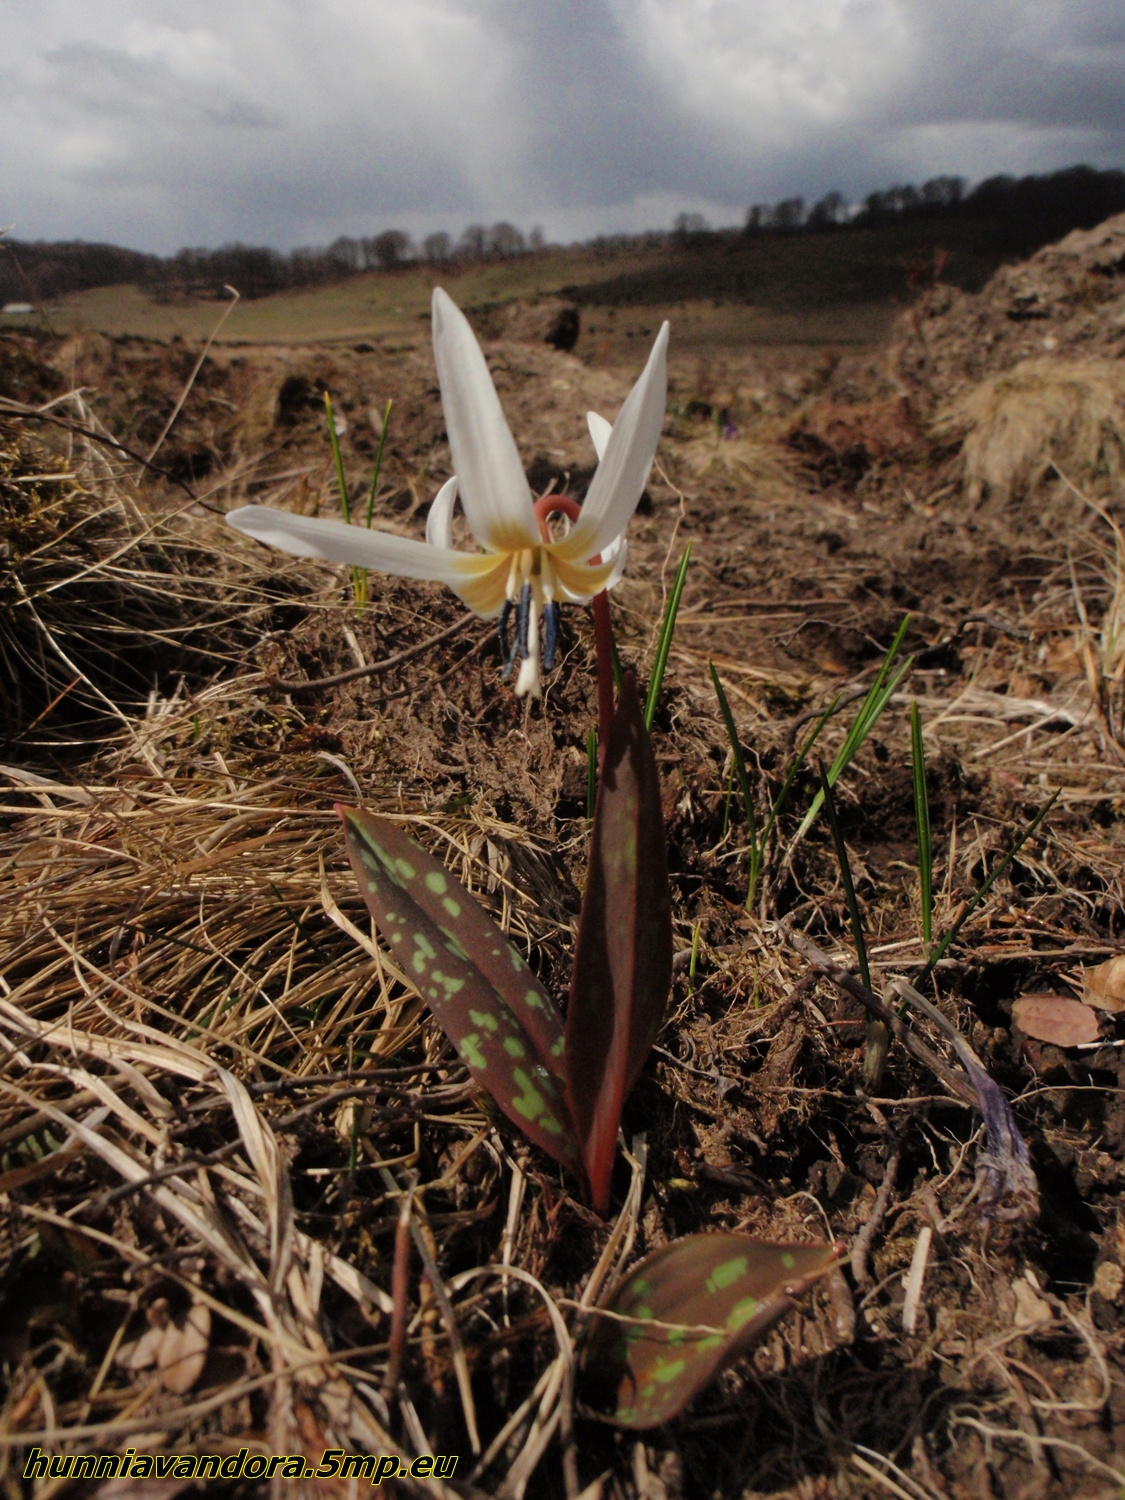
147;285;240;463
783;928;978;1108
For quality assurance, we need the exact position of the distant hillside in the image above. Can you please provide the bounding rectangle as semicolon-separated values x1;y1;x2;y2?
0;240;165;304
5;163;1123;313
566;165;1125;312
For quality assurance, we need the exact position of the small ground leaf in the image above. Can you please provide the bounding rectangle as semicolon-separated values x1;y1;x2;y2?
1012;993;1102;1047
580;1235;841;1428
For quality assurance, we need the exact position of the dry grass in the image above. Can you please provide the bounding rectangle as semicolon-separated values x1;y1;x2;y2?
934;357;1125;506
3;305;1125;1500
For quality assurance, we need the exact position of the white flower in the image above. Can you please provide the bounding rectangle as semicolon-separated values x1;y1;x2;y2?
227;287;668;696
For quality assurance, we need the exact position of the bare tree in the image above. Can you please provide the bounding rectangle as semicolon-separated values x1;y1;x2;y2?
773;197;805;230
488;222;526;257
673;211;709;240
422;231;452;263
368;230;413;269
807;191;846;228
457;224;487;259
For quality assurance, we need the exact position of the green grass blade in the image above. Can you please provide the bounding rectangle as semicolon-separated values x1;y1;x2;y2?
819;766;871;991
795;616;912;840
721;759;734;839
759;693;841;851
911;701;933;950
644;543;692;730
324;390;364;603
921;792;1058;981
324;391;351;523
365;398;393;529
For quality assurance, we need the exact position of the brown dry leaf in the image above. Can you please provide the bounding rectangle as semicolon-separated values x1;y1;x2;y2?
156;1302;211;1395
1081;955;1125;1012
119;1323;165;1373
1012;994;1102;1047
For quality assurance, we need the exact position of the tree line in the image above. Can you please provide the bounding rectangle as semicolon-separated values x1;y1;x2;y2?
4;164;1124;306
739;164;1125;254
0;220;546;305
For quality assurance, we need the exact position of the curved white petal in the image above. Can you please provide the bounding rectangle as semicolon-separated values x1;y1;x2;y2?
587;410;612;462
425;475;459;548
431;288;537;553
550;551;620;603
227;505;495;590
556;322;669;564
601;535;628;592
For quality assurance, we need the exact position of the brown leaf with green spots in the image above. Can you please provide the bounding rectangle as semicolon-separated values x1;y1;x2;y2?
579;1235;843;1428
565;671;672;1212
338;809;569;1088
338;806;583;1181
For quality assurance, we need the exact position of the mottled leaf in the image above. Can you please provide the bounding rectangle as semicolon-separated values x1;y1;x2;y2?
1012;994;1101;1047
339;808;568;1082
580;1236;842;1428
565;671;673;1212
338;807;583;1180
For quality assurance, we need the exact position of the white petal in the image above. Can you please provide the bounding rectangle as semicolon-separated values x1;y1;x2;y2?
601;535;628;591
425;475;459;548
431;289;537;553
556;322;669;563
228;505;485;586
587;411;612;461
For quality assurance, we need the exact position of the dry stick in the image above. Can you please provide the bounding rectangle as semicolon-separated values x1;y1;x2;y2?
270;611;477;692
784;928;978;1110
146;284;240;463
379;1165;482;1455
852;1123;901;1294
385;1174;416;1399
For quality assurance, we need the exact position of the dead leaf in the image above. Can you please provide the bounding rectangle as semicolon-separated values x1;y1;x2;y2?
118;1323;165;1372
157;1302;210;1394
1012;994;1101;1047
1081;955;1125;1012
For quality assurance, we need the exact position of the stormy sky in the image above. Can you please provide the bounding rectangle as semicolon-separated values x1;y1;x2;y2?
2;0;1124;253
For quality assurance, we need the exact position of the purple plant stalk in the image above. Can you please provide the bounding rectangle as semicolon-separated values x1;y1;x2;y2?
531;492;617;754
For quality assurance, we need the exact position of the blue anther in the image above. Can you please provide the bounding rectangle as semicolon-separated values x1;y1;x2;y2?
543;601;560;671
497;598;513;659
515;583;532;659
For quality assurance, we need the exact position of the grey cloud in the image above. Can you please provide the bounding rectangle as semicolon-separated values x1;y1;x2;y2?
0;0;1122;253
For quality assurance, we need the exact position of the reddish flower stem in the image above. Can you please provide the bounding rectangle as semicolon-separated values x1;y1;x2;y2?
533;493;616;757
591;589;615;758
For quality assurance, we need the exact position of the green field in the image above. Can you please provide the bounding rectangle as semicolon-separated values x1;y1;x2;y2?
9;215;1009;352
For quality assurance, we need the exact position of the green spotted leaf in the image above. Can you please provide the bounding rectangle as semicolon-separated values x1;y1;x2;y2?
579;1235;843;1428
339;808;569;1086
337;806;582;1181
566;671;672;1212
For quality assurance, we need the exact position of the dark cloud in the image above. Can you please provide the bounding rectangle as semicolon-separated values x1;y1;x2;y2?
0;0;1122;252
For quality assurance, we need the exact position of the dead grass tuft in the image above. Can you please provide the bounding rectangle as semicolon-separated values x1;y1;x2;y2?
3;280;1125;1497
935;357;1125;506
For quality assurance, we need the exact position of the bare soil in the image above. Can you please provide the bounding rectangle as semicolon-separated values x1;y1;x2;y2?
3;220;1125;1499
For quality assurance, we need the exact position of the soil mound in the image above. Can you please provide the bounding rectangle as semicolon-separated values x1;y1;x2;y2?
894;211;1125;417
885;212;1125;504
